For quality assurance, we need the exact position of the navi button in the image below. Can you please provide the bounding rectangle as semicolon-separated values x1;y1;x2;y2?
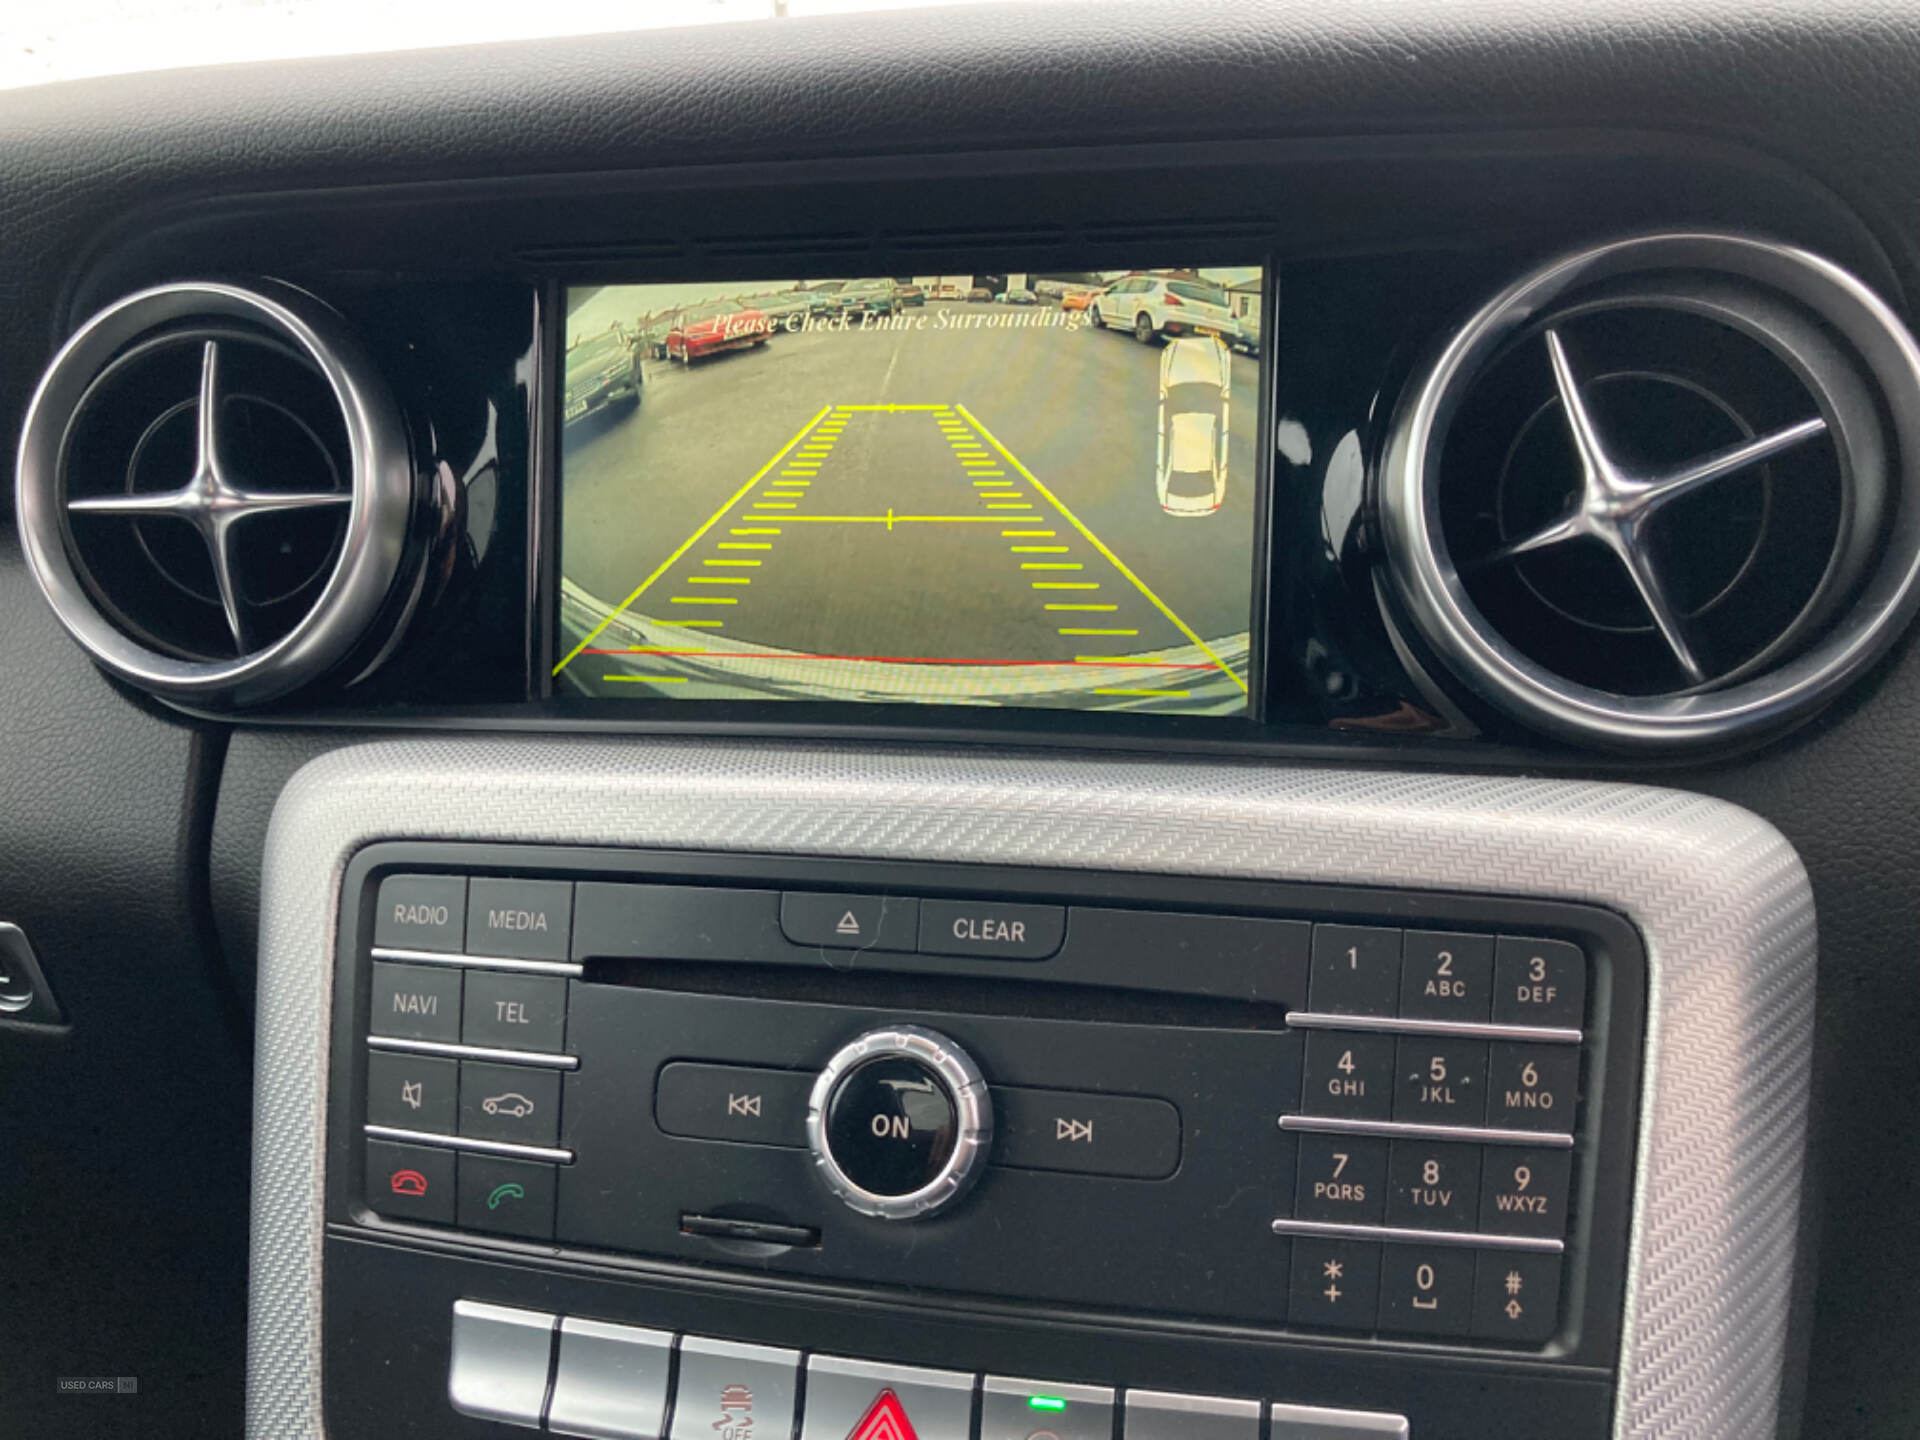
370;961;463;1043
917;899;1064;960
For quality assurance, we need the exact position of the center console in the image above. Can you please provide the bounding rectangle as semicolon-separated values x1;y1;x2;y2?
246;738;1813;1440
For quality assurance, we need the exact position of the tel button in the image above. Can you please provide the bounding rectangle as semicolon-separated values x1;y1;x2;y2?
462;971;567;1052
917;899;1064;959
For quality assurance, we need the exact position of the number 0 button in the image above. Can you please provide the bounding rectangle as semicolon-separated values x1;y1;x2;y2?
1308;925;1402;1017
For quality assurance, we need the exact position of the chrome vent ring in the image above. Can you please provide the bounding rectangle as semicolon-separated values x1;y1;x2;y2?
1380;233;1920;750
16;282;415;707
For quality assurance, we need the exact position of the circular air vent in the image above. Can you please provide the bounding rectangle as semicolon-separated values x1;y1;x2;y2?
15;281;415;707
1380;234;1920;749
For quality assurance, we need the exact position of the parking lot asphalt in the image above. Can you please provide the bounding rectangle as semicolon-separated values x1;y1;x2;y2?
557;299;1261;709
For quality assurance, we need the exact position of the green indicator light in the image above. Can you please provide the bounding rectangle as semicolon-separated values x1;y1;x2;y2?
1028;1397;1068;1412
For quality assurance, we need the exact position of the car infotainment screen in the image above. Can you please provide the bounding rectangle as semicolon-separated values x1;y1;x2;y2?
554;268;1266;714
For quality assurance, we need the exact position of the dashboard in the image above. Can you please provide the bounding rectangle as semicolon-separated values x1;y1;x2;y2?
7;2;1920;1438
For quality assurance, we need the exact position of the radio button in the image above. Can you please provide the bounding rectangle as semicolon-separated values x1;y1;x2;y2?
1493;937;1586;1029
781;892;918;952
917;899;1064;959
1398;930;1494;1022
800;1355;972;1440
981;1376;1113;1440
1378;1243;1475;1337
671;1336;801;1440
466;877;573;962
1487;1043;1580;1130
656;1062;812;1148
370;961;462;1043
1472;1250;1563;1344
462;971;567;1053
1307;925;1401;1016
1301;1032;1395;1121
1479;1146;1573;1239
1391;1038;1488;1126
1294;1133;1388;1224
459;1061;561;1147
366;1050;457;1134
1384;1140;1481;1230
1287;1237;1382;1330
374;874;466;952
1124;1389;1261;1440
994;1086;1180;1178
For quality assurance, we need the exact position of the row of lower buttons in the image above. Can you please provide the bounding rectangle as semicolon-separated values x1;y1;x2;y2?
1288;1239;1561;1343
1294;1133;1572;1237
367;1050;562;1146
1309;927;1586;1029
448;1301;1410;1438
371;960;569;1051
367;1140;557;1236
377;874;575;961
1301;1032;1578;1128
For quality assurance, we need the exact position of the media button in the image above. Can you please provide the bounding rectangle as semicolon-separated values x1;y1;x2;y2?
781;891;918;952
456;1153;556;1239
466;877;573;962
369;960;462;1043
656;1062;813;1147
670;1336;801;1440
366;1050;457;1134
800;1355;972;1440
373;874;466;952
459;1060;561;1147
994;1085;1180;1178
917;899;1064;960
366;1138;455;1224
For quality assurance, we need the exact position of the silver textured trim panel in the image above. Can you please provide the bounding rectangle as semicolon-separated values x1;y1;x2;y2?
365;1034;581;1068
247;739;1815;1440
1277;1114;1574;1148
363;1123;573;1164
1286;1011;1582;1044
1269;1218;1566;1254
371;945;584;977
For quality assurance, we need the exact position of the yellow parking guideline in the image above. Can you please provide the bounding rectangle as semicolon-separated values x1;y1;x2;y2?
555;403;830;673
719;543;772;551
1010;546;1068;553
1021;562;1083;570
1045;604;1118;612
662;619;725;628
1032;582;1099;590
1002;529;1055;537
834;403;951;411
687;576;751;585
604;674;690;684
704;559;762;567
959;403;1246;695
1060;627;1138;636
1094;688;1190;698
671;596;739;606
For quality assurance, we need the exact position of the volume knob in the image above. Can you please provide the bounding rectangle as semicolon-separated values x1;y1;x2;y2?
805;1026;992;1221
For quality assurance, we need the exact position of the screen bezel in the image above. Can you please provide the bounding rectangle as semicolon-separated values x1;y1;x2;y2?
536;262;1276;727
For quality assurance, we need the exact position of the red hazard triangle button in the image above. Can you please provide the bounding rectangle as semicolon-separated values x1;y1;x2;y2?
847;1388;919;1440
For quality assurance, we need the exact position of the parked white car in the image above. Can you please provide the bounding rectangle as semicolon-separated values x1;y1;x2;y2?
1091;274;1237;344
1157;335;1231;515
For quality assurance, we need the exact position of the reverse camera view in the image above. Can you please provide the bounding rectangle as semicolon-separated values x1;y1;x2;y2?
556;269;1265;712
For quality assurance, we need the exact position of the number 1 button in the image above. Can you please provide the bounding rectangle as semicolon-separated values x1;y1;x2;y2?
1307;925;1402;1017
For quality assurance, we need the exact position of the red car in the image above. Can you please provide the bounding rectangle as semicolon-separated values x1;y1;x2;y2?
666;298;772;362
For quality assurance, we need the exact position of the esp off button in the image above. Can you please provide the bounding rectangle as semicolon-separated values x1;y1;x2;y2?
917;899;1064;960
